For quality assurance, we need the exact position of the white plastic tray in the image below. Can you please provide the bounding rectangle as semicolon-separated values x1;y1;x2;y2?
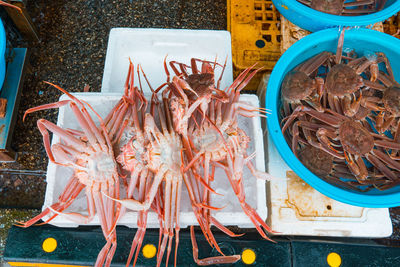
43;93;267;229
257;74;392;237
101;28;233;94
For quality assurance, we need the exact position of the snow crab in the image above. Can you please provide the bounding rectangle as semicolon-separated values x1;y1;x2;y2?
297;145;378;191
186;67;274;242
19;82;127;267
281;51;331;117
286;106;400;184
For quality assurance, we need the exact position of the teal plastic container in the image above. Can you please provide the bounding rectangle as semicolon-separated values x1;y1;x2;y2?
272;0;400;32
266;28;400;208
0;19;6;90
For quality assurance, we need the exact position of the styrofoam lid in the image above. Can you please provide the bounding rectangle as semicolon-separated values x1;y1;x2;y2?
101;28;233;94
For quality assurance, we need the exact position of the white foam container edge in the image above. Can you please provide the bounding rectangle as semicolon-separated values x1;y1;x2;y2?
42;93;268;229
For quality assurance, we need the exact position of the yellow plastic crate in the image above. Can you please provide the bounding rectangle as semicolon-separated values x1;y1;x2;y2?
228;0;281;70
228;0;282;90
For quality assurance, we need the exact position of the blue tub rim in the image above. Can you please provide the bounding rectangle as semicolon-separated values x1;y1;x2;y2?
0;18;6;90
277;0;400;27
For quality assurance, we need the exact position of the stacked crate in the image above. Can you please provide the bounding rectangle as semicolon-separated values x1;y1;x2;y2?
227;0;281;90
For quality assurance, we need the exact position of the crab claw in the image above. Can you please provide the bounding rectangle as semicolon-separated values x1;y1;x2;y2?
102;192;148;211
0;1;22;13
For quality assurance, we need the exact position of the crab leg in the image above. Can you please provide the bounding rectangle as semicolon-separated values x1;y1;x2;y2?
366;153;398;181
36;119;87;164
282;106;333;134
343;8;377;14
108;103;129;139
107;166;167;212
210;217;243;237
68;102;103;151
246;157;274;181
169;61;190;78
184;177;213;247
190;226;241;266
164;176;177;267
47;188;96;224
344;0;375;7
376;113;395;133
172;176;182;267
296;0;310;6
360;96;384;111
222;167;274;241
390;120;400;158
16;177;84;227
157;175;172;267
104;98;124;126
297;51;332;76
23;100;71;121
336;28;346;64
291;120;340;157
344;153;369;182
375;139;400;150
372;149;400;172
125;170;150;267
43;82;112;153
92;188;115;267
184;167;230;257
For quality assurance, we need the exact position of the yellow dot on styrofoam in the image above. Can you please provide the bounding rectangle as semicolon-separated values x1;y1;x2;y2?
242;248;256;265
142;244;157;259
327;252;342;267
282;5;289;10
42;237;57;253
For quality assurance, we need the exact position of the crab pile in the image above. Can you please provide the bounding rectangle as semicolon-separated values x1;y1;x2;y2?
19;58;272;266
297;0;387;16
281;29;400;192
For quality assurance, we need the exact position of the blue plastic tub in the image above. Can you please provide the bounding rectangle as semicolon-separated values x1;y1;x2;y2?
266;28;400;208
272;0;400;32
0;19;6;90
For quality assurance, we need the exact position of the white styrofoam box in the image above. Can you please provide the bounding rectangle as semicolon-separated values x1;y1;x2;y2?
257;74;392;237
43;93;267;229
101;28;233;94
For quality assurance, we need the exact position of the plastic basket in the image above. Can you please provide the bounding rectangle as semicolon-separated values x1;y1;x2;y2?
272;0;400;32
266;28;400;208
228;0;282;90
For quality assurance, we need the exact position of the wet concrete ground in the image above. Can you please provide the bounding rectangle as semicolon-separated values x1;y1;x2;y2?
0;0;400;262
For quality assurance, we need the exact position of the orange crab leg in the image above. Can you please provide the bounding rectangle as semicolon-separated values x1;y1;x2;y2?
47;187;96;224
37;119;87;163
183;171;227;256
0;1;22;12
15;177;84;227
126;170;150;267
210;217;244;237
23;100;71;121
221;167;276;241
216;56;228;90
190;226;241;266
